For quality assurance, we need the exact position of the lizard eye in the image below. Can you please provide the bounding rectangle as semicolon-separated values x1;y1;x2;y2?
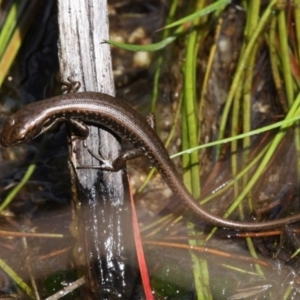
13;126;26;139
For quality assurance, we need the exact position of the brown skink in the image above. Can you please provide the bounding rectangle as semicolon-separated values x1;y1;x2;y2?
1;92;299;230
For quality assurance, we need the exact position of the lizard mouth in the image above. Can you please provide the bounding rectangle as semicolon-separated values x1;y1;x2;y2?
0;131;26;147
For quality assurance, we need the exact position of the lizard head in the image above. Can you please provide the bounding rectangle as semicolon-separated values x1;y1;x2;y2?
1;107;47;147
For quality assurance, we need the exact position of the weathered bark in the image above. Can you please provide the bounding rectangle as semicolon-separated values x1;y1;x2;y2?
57;1;139;298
